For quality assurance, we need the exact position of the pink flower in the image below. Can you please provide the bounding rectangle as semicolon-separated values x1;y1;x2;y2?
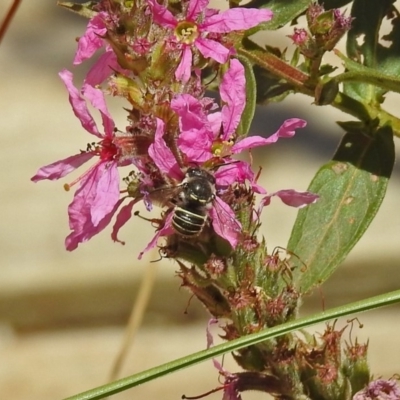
32;70;123;250
353;379;400;400
147;0;273;82
175;60;307;191
288;28;309;45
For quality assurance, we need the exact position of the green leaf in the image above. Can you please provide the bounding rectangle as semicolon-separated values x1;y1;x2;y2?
334;50;400;95
237;55;257;137
345;0;400;103
287;124;394;293
243;0;313;30
63;290;400;399
57;1;98;18
253;65;294;104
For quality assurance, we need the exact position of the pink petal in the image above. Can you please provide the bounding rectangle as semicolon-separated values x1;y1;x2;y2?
73;13;108;65
205;8;219;19
84;51;121;86
210;197;241;248
171;94;207;130
214;162;246;186
175;46;193;82
220;59;245;138
251;181;267;195
111;198;140;244
231;118;307;153
214;161;266;194
65;198;124;251
202;8;273;33
90;162;120;226
138;212;175;259
215;161;256;186
231;135;278;153
187;0;210;21
82;83;115;136
65;169;123;251
206;319;228;373
207;111;222;137
206;318;218;348
147;0;177;28
172;94;214;161
178;128;213;162
272;118;307;139
195;37;229;64
59;70;102;138
260;196;272;208
31;152;94;182
273;189;319;208
260;190;319;210
148;119;181;179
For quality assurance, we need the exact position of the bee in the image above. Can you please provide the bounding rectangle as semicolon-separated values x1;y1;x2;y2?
171;167;215;237
149;166;241;242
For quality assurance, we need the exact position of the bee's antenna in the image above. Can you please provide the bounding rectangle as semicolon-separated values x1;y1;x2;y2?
209;159;239;171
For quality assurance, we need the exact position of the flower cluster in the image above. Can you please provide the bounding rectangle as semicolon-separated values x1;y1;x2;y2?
32;0;317;255
289;3;352;59
353;379;400;400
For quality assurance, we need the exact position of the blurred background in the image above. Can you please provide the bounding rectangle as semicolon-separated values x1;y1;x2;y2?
0;1;399;399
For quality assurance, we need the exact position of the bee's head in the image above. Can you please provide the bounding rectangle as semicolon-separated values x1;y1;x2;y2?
185;167;216;185
182;167;216;205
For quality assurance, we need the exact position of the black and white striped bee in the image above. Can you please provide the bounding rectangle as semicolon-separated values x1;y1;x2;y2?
171;167;216;237
149;166;241;244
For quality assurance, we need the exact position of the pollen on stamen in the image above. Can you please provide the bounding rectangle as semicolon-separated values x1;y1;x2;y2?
175;21;199;44
63;163;97;192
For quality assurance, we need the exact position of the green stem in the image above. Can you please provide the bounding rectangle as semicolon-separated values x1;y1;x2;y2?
334;92;400;134
334;70;400;93
238;39;313;93
63;289;400;400
238;40;400;137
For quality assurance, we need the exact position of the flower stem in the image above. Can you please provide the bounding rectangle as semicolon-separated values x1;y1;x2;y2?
0;0;22;44
238;38;400;137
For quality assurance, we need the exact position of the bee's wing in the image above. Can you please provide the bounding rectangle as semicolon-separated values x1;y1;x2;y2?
210;196;242;248
148;185;182;208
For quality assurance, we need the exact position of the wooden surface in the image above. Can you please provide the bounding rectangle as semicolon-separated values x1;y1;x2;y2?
0;1;400;399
